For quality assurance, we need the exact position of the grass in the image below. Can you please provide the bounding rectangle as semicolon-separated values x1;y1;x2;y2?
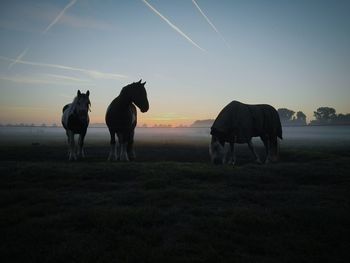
0;139;349;263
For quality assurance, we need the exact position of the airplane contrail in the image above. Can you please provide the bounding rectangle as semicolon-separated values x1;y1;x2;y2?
8;47;29;69
0;55;128;80
9;0;77;69
42;0;77;34
192;0;231;49
141;0;205;52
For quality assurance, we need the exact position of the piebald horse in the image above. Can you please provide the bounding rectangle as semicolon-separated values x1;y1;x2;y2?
62;90;90;161
106;80;149;161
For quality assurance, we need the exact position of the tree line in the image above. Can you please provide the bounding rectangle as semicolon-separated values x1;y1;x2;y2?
278;107;350;126
191;107;350;127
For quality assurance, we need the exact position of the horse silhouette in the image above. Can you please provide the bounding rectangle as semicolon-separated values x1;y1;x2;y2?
105;80;149;161
210;101;282;165
61;90;91;161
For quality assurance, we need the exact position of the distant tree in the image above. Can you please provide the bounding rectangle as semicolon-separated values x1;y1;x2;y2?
334;113;350;124
313;107;336;122
296;111;307;125
277;108;295;122
191;119;214;127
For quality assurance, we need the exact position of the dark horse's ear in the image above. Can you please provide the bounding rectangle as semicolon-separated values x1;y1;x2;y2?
141;81;146;86
138;79;142;83
86;90;90;97
77;90;81;96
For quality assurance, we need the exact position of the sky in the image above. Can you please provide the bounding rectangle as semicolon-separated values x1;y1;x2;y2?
0;0;349;126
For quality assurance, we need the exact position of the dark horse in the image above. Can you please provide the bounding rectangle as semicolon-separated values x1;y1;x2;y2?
210;101;282;165
105;80;149;161
61;90;91;161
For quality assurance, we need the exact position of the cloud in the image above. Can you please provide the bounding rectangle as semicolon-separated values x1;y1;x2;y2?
192;0;231;49
141;0;205;52
0;56;128;80
0;73;95;86
42;0;77;34
58;13;113;31
44;73;91;83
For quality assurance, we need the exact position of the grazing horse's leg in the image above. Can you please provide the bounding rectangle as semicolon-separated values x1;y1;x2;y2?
226;141;236;165
260;135;270;164
269;135;278;162
78;131;86;158
108;129;118;161
247;139;262;164
127;130;135;161
67;130;77;161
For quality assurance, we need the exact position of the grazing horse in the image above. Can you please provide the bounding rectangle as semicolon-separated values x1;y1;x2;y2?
210;101;282;165
106;80;149;161
61;90;90;161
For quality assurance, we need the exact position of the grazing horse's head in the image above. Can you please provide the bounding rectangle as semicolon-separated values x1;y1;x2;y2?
122;80;149;113
74;90;91;119
209;136;225;165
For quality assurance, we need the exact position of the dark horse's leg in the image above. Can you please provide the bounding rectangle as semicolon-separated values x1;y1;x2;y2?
127;129;135;161
260;135;270;164
78;130;86;159
118;132;129;161
108;128;118;161
67;130;77;161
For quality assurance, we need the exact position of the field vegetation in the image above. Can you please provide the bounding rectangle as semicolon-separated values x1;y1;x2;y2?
0;130;349;262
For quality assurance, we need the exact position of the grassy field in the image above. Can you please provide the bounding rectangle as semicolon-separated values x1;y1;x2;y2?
0;135;350;262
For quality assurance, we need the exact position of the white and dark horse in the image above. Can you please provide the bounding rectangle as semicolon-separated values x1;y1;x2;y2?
106;80;149;161
62;90;91;161
210;101;282;165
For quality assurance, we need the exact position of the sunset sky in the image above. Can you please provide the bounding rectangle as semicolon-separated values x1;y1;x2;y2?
1;0;350;126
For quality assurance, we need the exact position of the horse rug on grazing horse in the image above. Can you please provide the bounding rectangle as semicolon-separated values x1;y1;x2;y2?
211;101;282;143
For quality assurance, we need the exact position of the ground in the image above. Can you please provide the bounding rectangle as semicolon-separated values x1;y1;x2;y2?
0;136;349;263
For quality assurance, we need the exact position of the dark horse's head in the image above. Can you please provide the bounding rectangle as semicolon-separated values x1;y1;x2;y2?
121;80;149;112
74;90;91;119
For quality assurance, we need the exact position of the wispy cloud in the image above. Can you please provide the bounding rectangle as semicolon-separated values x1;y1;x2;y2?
0;56;128;80
192;0;231;49
8;47;29;69
42;0;77;34
59;13;113;31
141;0;205;52
44;73;91;83
0;73;95;86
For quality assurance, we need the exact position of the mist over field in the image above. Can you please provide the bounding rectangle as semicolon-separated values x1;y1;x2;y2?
1;126;350;145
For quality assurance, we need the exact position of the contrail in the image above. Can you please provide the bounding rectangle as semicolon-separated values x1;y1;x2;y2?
192;0;231;49
42;0;77;34
141;0;205;52
8;47;29;69
0;56;128;80
9;0;77;69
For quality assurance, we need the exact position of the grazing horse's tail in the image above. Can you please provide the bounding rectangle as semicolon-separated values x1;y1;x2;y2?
62;104;69;114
